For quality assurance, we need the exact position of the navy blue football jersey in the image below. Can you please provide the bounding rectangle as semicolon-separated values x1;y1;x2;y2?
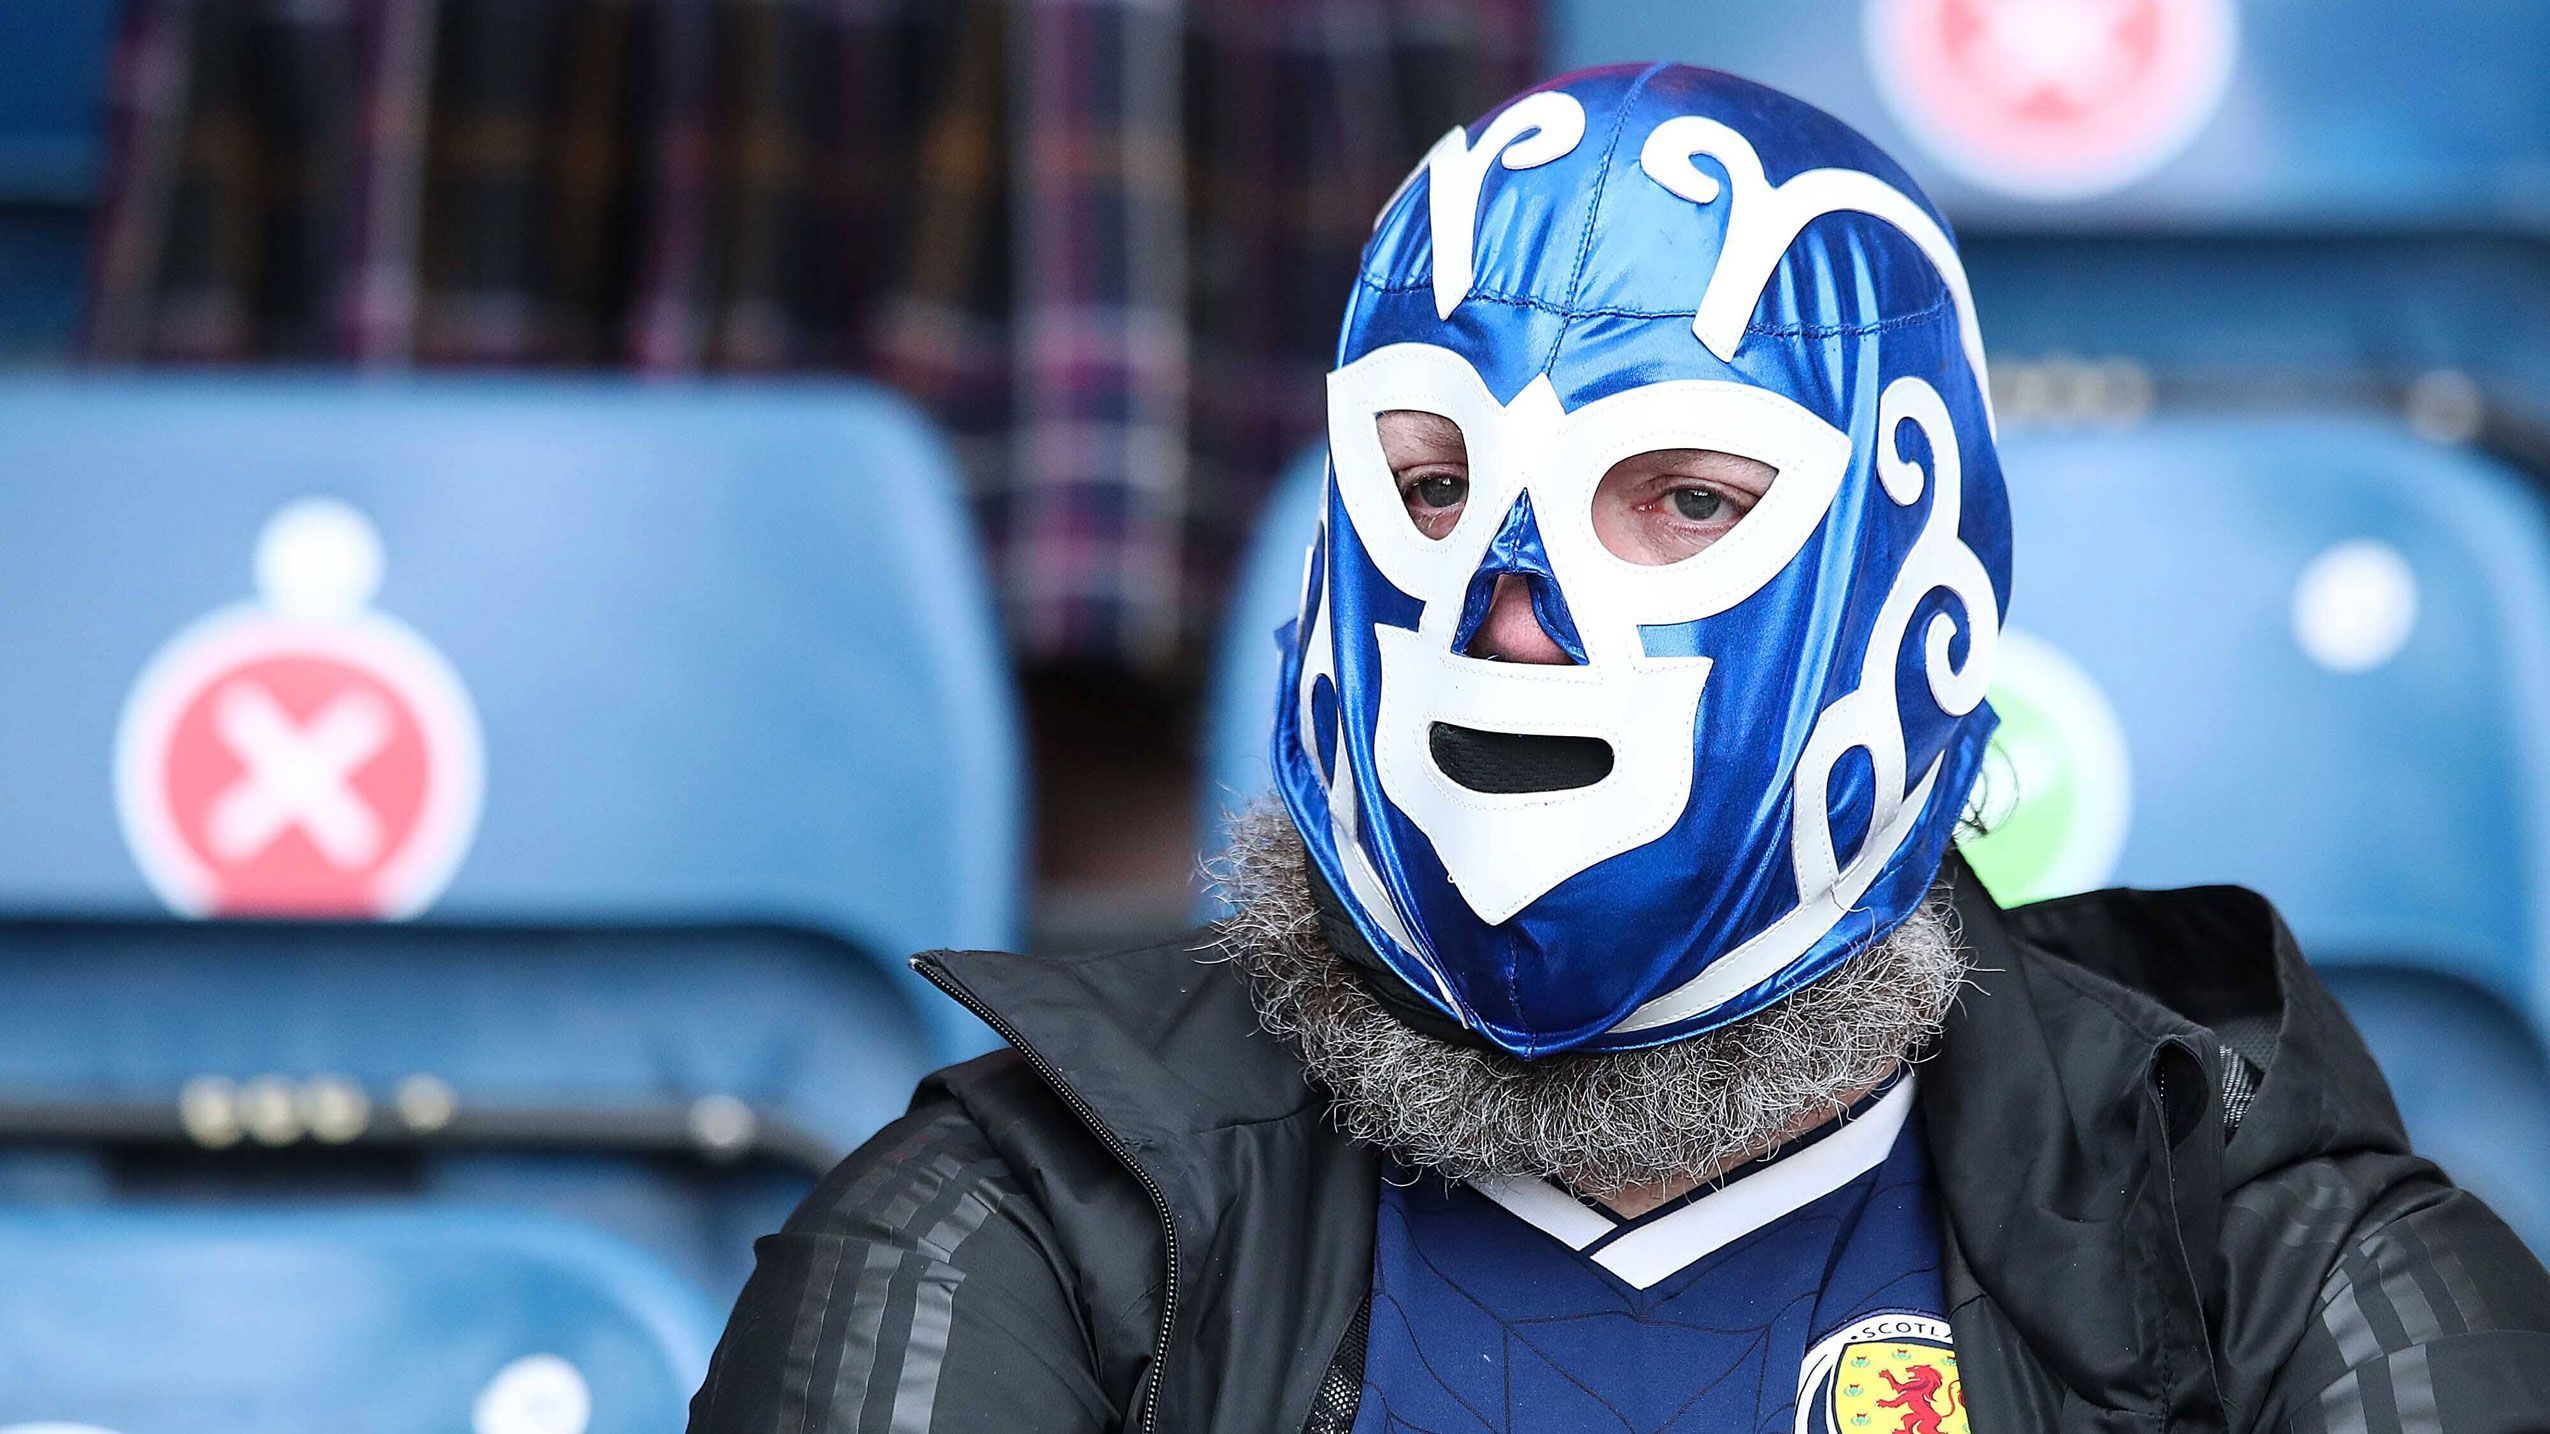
1351;1075;1962;1434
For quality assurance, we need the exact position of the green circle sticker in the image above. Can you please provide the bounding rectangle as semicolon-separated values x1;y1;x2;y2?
1958;629;2133;906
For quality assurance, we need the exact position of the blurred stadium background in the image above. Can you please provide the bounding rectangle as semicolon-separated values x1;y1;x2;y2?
1;0;2547;1428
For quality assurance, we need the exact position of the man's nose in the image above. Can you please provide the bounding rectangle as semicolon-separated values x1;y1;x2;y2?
1467;575;1574;665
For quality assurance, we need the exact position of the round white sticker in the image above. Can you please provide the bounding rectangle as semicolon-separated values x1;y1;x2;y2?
2292;538;2419;674
473;1354;593;1434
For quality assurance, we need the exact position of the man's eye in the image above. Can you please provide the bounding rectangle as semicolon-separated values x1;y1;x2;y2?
1669;487;1726;522
1407;473;1469;511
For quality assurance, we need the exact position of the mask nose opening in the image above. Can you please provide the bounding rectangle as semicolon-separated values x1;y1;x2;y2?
1449;494;1586;666
1431;493;1609;793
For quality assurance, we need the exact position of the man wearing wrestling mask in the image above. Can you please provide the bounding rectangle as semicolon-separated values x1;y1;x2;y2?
694;65;2550;1433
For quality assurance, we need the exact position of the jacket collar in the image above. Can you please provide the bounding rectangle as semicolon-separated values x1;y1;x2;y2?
1931;857;2412;1431
1993;872;2413;1186
917;856;2414;1241
914;931;1318;1154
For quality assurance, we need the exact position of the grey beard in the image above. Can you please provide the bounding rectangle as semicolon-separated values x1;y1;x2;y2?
1206;801;1971;1197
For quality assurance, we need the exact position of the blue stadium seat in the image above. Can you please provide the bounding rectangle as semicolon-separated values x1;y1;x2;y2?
1994;418;2550;1246
1196;443;1330;912
1201;423;2550;1250
0;917;938;1299
1550;0;2550;231
1997;419;2550;1015
0;0;115;205
0;376;1020;1057
0;376;1021;1296
2317;967;2550;1250
1970;235;2550;420
0;1206;718;1433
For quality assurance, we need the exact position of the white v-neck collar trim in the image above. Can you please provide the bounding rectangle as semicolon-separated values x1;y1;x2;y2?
1465;1170;1615;1250
1466;1074;1916;1291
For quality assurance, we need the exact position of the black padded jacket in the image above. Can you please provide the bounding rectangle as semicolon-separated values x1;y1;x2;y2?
688;865;2550;1432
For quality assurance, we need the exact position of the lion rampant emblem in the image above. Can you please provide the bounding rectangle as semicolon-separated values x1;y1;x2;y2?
1797;1314;1967;1434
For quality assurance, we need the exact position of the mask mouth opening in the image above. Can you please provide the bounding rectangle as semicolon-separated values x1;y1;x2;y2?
1429;722;1615;795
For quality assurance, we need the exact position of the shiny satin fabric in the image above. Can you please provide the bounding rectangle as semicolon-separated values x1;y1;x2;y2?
1270;64;2012;1057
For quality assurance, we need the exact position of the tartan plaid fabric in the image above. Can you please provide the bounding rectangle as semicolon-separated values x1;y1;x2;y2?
414;0;634;365
1009;0;1189;665
339;0;437;363
1181;0;1534;653
87;0;367;361
869;0;1017;592
83;0;1534;671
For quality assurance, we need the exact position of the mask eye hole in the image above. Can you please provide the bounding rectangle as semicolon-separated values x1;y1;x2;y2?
1377;409;1469;542
1591;448;1777;566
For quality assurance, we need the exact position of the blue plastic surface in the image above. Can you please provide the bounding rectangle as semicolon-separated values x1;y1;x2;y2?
2005;420;2550;1252
0;916;938;1300
1551;0;2550;231
0;212;87;361
0;919;936;1152
1962;234;2550;417
0;1205;719;1433
1197;443;1331;912
0;376;1019;1061
0;0;117;204
0;0;116;358
1997;419;2550;1024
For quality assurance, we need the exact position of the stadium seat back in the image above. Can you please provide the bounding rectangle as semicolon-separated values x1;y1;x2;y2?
0;918;931;1152
1994;419;2550;1022
0;376;1021;1059
0;0;113;357
0;1206;718;1434
0;0;114;203
1196;445;1330;915
1963;234;2550;407
0;915;934;1299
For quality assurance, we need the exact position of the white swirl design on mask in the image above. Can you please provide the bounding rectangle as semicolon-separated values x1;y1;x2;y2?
1613;376;1997;1036
1422;92;1587;320
1637;115;1995;434
1789;376;1997;897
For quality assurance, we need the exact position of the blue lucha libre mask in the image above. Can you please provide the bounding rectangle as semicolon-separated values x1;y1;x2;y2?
1270;64;2012;1058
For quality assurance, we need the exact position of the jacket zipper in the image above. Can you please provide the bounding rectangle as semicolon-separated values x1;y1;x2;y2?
915;959;1179;1434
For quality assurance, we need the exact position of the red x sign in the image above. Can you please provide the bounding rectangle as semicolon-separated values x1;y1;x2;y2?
117;501;483;918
